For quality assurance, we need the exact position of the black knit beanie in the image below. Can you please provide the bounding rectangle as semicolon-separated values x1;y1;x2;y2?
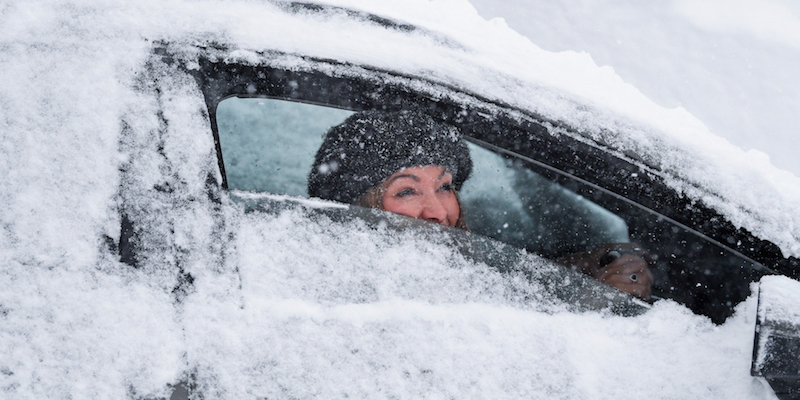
308;110;472;204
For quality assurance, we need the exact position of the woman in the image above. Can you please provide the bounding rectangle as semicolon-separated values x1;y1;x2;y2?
308;110;471;230
308;110;652;300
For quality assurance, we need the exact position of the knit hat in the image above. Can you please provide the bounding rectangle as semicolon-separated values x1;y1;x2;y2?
308;110;472;204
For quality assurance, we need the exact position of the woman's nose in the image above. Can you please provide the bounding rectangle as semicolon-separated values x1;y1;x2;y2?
419;194;448;224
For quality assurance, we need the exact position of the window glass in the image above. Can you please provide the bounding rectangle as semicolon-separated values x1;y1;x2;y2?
216;97;354;196
217;97;628;259
460;143;629;258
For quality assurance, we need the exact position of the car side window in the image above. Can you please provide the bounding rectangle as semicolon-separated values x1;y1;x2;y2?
460;143;629;258
216;97;354;196
217;97;628;259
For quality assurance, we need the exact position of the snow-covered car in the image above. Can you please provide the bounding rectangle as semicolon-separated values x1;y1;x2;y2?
3;1;800;399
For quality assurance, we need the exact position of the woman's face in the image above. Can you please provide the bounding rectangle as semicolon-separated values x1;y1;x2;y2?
380;165;460;227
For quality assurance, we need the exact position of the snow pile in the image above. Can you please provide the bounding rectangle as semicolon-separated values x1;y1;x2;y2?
0;0;796;398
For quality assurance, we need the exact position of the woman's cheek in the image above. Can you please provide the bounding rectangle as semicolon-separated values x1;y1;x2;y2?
382;197;419;218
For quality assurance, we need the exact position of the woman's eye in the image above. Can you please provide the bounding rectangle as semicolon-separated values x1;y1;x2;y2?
439;183;453;192
395;188;415;197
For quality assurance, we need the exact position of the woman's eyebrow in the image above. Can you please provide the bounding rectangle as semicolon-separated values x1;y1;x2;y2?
386;174;420;185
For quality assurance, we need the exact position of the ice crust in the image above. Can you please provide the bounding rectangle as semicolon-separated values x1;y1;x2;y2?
0;0;797;398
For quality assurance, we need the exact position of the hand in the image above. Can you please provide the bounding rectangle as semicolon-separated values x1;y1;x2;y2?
556;243;654;301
